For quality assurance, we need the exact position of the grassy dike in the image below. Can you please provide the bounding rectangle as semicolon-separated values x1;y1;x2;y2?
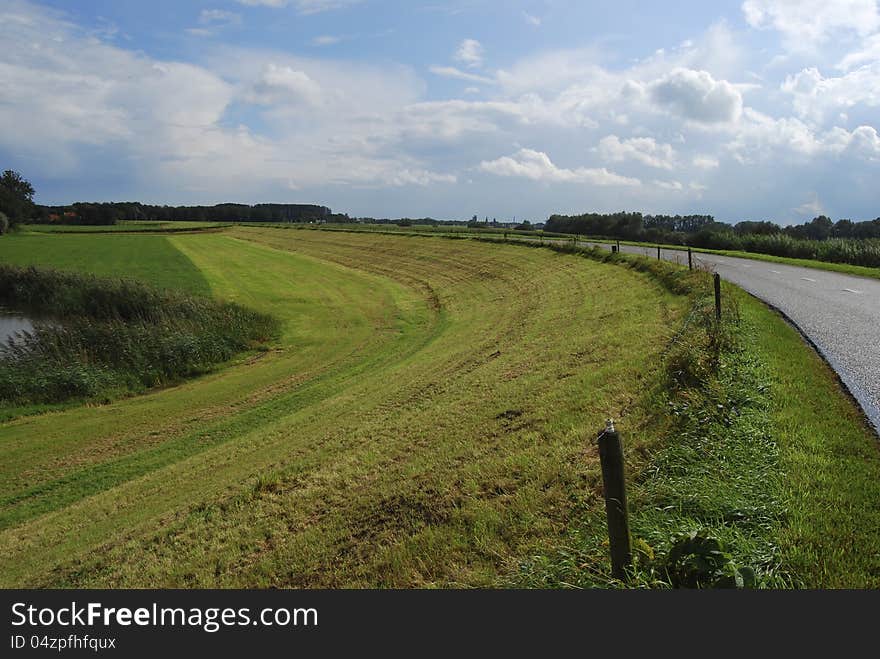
1;227;877;587
470;237;880;588
0;229;688;587
305;224;880;281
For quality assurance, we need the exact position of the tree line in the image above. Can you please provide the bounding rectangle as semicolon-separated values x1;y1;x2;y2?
37;201;336;225
546;211;880;268
545;211;880;243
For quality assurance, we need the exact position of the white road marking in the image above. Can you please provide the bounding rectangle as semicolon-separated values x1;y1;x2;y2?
843;288;863;294
801;277;817;282
770;270;782;274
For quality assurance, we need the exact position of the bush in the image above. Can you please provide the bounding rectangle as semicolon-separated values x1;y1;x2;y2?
0;212;8;235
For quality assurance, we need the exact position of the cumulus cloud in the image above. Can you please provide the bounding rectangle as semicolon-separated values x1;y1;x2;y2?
782;65;880;122
479;149;641;186
249;64;324;106
742;0;880;43
455;39;484;68
728;109;880;162
649;68;743;123
597;135;676;169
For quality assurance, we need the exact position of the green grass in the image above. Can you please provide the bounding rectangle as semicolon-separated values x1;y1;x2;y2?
0;228;686;587
744;294;880;587
1;227;877;588
22;221;229;234
308;224;880;281
0;233;211;295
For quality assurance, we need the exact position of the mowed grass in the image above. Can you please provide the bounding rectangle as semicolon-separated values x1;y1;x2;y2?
0;227;686;587
0;233;211;295
23;221;227;234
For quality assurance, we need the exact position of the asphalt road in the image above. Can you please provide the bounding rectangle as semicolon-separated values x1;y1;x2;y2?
580;240;880;434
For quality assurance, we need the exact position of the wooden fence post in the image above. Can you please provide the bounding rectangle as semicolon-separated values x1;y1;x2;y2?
688;247;693;271
714;273;722;321
598;419;632;580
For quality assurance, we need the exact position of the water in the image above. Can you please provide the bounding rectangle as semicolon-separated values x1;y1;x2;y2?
0;309;36;345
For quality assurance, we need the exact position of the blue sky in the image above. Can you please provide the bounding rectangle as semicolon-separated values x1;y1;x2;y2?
1;0;879;223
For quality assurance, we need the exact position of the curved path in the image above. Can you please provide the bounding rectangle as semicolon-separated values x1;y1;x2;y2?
585;241;880;434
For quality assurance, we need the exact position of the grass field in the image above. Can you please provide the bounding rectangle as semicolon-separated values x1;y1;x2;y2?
23;221;229;234
0;227;688;587
0;226;878;588
308;224;880;281
0;233;211;295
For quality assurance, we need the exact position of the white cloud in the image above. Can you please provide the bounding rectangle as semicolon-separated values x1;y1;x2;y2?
479;149;641;186
455;39;484;68
794;192;824;216
653;179;684;191
825;125;880;159
839;33;880;70
597;135;677;169
429;66;494;84
782;65;880;122
186;8;241;36
649;68;743;123
728;109;880;162
248;64;324;106
742;0;880;43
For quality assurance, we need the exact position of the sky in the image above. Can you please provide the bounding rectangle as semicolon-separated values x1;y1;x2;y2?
1;0;879;223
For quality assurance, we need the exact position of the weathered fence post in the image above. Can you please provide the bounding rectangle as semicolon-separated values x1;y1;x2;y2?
598;419;632;580
657;246;661;260
714;273;722;321
616;239;620;252
688;247;693;271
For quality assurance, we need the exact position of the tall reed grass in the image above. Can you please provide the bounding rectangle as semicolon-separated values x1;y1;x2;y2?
0;265;279;404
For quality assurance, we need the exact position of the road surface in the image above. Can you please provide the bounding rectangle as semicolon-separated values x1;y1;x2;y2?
580;240;880;434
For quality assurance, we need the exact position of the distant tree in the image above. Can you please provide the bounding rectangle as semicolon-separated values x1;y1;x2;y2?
734;220;781;236
0;170;36;226
802;215;834;241
0;211;8;235
832;219;854;238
